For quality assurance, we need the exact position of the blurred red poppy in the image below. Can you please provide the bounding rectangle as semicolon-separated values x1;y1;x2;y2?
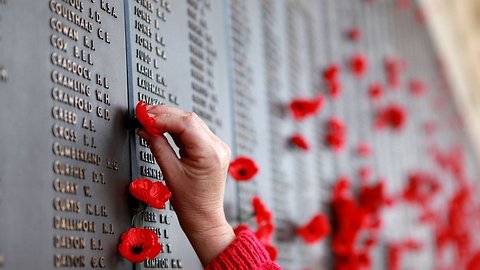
136;101;163;136
290;134;310;151
289;96;324;120
229;156;259;181
347;28;361;42
368;84;383;100
297;213;331;244
375;104;407;131
118;228;161;263
130;178;171;209
350;53;368;78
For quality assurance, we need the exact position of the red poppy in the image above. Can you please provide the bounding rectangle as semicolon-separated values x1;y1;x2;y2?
328;81;342;99
415;7;426;24
350;53;368;78
136;101;163;136
324;64;341;83
263;243;278;261
359;181;387;214
297;213;331;244
467;251;480;270
130;178;171;209
356;142;372;157
255;222;275;243
409;79;426;96
358;166;372;183
385;57;404;89
289;133;310;151
234;224;251;235
368;84;383;100
396;0;410;10
252;196;273;227
347;28;361;42
228;156;259;181
289;96;324;121
403;171;440;205
325;118;346;152
375;104;407;131
118;228;162;263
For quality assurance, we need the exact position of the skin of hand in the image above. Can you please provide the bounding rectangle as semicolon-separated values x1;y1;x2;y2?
137;104;235;266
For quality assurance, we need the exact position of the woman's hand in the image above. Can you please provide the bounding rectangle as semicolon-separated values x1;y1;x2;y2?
137;104;235;266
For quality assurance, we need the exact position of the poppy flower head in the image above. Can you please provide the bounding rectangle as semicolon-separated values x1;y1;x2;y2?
118;228;162;263
289;96;324;121
375;104;407;131
263;243;278;261
325;118;346;152
234;224;251;235
289;133;310;152
228;156;259;181
136;101;163;137
356;142;372;157
403;171;440;205
130;178;171;209
350;53;368;78
347;28;362;42
297;213;331;244
409;79;426;96
252;196;273;227
324;64;341;83
328;81;342;99
385;57;405;89
368;83;383;100
255;222;275;243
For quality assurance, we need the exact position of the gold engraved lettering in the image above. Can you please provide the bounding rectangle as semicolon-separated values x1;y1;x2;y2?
53;235;85;249
50;17;79;41
51;52;92;80
52;124;78;142
53;142;101;165
54;254;86;267
54;216;95;232
53;178;78;195
53;197;81;213
51;70;91;97
53;160;86;180
86;203;107;217
49;0;93;32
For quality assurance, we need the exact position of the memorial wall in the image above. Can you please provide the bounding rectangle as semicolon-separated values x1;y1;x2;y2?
1;0;479;269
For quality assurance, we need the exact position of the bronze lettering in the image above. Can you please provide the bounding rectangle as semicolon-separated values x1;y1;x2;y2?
53;254;86;267
53;235;86;249
53;178;78;195
53;216;96;232
53;197;81;213
53;160;86;180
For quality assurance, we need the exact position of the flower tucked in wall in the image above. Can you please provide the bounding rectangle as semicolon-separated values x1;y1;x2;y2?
385;57;405;89
251;196;277;260
289;133;310;152
409;79;426;96
324;64;342;99
130;178;171;209
368;84;383;101
118;228;162;263
403;171;440;206
350;53;368;78
297;213;331;244
136;101;163;136
289;96;324;121
325;117;346;152
356;142;372;157
228;156;259;181
347;28;362;42
375;104;407;131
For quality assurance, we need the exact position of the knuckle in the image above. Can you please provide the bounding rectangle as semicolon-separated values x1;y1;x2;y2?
182;112;200;128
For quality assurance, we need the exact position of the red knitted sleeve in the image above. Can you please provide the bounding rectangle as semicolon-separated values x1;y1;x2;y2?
205;230;282;270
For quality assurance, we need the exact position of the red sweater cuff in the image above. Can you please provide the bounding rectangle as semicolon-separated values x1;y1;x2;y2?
205;230;280;270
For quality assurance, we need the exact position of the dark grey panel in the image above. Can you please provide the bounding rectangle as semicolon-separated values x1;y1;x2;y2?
0;0;131;269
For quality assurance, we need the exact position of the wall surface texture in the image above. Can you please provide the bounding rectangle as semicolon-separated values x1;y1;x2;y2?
0;0;479;270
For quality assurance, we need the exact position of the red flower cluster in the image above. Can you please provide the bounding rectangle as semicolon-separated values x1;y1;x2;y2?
359;180;392;229
228;156;259;181
289;96;324;121
331;178;369;267
118;228;162;263
375;104;407;131
368;83;383;101
136;101;163;136
297;213;331;245
350;53;368;79
325;117;346;152
323;64;342;99
403;171;440;206
347;28;361;42
289;133;310;152
387;239;422;270
130;178;171;209
251;196;277;260
409;79;426;96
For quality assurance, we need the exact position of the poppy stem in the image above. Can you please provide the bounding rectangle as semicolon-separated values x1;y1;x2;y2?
131;206;146;227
